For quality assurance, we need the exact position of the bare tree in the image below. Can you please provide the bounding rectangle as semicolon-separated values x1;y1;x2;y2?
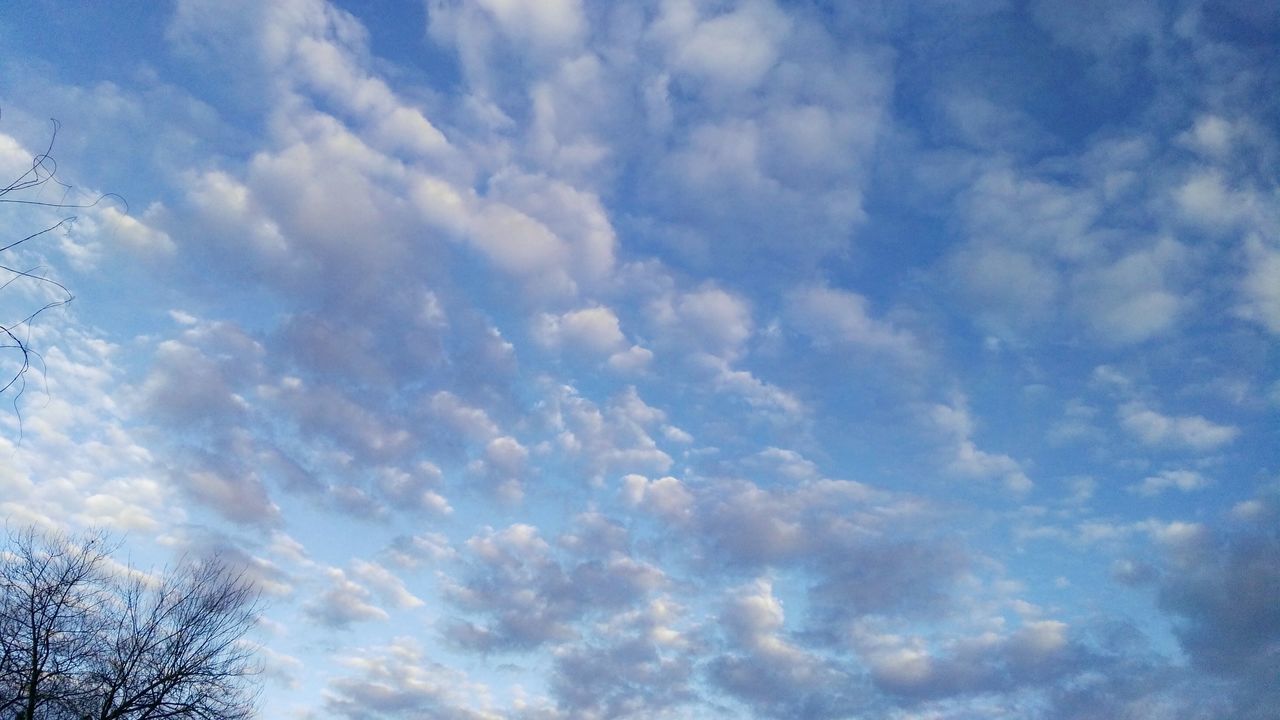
0;528;261;720
0;114;122;423
0;528;112;720
88;560;260;720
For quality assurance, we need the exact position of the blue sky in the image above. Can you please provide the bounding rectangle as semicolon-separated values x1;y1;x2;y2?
1;0;1277;718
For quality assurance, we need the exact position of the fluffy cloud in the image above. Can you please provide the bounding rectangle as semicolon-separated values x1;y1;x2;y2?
443;522;663;651
710;578;862;719
534;305;627;355
468;435;530;502
548;598;698;719
541;384;676;483
648;285;754;360
1070;238;1188;345
1132;469;1210;496
930;400;1032;493
305;565;391;628
1238;236;1280;334
323;637;502;719
852;618;1085;699
1118;402;1240;451
786;285;921;362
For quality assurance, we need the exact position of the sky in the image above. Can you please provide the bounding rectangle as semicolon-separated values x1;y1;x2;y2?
0;0;1277;718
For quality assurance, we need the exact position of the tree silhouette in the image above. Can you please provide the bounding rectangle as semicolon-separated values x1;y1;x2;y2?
0;527;261;720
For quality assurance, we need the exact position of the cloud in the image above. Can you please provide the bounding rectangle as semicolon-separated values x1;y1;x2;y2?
323;637;502;719
786;285;921;362
621;474;696;525
0;324;177;534
443;522;663;652
169;428;282;528
95;204;176;257
807;540;969;627
534;305;627;355
699;356;805;420
656;0;792;95
1154;526;1280;718
621;463;960;634
428;391;502;443
383;532;457;569
660;474;888;568
1070;238;1188;345
168;527;298;598
540;383;675;484
430;0;586;64
8;2;1279;719
373;463;453;516
548;598;699;719
305;566;391;628
930;400;1032;493
1118;402;1240;451
607;344;654;374
947;245;1061;330
351;559;425;610
139;325;262;427
262;376;415;463
1238;236;1280;334
649;285;754;361
467;435;530;503
852;618;1086;699
466;171;618;295
1132;469;1210;496
1174;169;1257;232
1029;0;1160;62
709;578;863;719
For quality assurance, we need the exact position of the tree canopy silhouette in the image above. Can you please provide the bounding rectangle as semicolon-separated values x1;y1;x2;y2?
0;527;261;720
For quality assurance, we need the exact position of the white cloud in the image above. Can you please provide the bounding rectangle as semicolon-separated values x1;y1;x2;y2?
1180;114;1236;159
656;0;792;95
607;344;654;374
651;286;754;360
948;245;1061;328
305;566;390;627
469;435;530;503
384;532;457;569
1132;469;1210;496
373;463;452;516
1071;237;1188;344
428;390;501;442
621;474;695;524
425;171;620;296
930;400;1032;493
711;577;849;715
535;305;627;355
1119;402;1239;451
472;0;586;51
351;559;425;610
786;285;920;361
701;356;805;420
1174;169;1255;231
541;383;675;483
96;204;175;257
1237;235;1280;334
324;637;503;719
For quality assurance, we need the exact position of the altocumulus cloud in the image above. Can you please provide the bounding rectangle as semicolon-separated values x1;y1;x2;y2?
0;0;1277;718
